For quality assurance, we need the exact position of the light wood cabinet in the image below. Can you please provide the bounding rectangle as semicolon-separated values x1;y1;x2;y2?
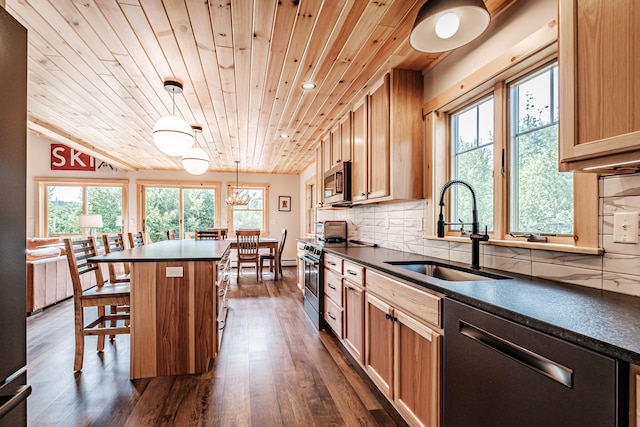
324;253;343;275
366;270;442;427
324;255;344;338
351;69;424;203
343;279;365;364
322;133;332;174
326;113;352;171
315;146;324;207
559;0;640;172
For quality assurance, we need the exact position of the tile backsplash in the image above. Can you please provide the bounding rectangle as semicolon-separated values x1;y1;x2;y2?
318;172;640;297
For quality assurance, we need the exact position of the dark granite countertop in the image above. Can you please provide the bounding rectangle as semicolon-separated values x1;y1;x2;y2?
320;244;640;366
90;239;231;263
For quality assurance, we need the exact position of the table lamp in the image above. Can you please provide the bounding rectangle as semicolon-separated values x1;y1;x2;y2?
78;214;103;239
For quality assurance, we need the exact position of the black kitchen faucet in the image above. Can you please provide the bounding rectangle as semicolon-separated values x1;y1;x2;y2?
437;180;489;269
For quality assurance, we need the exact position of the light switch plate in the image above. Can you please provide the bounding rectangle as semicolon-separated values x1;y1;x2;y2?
166;266;184;277
613;212;639;244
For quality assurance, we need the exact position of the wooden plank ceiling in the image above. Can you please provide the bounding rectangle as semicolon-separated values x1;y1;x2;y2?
7;0;514;174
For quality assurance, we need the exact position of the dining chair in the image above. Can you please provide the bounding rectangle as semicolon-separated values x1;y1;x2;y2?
235;229;260;279
101;234;130;283
128;231;145;248
166;229;177;240
259;228;287;280
195;229;220;240
64;237;130;371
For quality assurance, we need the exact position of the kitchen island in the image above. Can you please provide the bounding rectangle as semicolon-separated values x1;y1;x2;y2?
91;239;231;379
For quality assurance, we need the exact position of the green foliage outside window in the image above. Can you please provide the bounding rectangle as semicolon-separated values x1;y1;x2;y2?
233;189;264;230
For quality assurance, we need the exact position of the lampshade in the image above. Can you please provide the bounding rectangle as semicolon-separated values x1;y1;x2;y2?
153;115;194;157
182;147;210;175
153;80;194;157
409;0;490;53
182;125;210;175
78;214;103;228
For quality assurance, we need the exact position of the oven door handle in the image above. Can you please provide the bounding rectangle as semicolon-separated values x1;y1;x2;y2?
302;255;320;265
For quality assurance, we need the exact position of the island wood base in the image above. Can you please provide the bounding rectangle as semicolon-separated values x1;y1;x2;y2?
130;261;218;379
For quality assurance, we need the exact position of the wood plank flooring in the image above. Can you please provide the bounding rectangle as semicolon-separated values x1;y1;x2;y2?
26;267;407;426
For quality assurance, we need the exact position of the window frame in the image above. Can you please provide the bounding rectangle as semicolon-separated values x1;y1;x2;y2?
35;177;129;238
136;180;222;241
226;182;270;235
423;29;601;254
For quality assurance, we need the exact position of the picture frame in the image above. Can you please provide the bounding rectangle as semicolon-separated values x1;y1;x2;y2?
278;196;291;212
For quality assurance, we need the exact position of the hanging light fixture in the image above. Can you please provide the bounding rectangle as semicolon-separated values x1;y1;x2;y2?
226;161;250;206
153;80;194;157
182;125;210;175
409;0;490;54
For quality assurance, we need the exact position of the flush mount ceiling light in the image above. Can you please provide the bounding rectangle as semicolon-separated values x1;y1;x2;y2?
301;82;316;90
153;80;194;157
226;161;250;206
182;125;210;175
409;0;490;53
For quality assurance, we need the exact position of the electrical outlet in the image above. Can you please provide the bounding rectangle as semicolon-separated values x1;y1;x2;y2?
384;217;390;229
166;266;184;277
613;212;639;244
417;217;423;231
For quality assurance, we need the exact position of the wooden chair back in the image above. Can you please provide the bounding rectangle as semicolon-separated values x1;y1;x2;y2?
101;234;130;283
258;228;287;279
128;231;145;248
166;229;177;240
64;236;130;371
236;229;260;279
195;229;220;240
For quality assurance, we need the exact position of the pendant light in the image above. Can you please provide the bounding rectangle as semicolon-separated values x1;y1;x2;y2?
226;161;250;206
409;0;490;54
182;125;210;175
153;80;194;157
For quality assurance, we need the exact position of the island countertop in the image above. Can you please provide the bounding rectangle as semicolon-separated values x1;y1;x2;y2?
90;239;231;263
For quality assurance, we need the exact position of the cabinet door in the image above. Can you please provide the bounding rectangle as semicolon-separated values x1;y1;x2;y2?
322;133;332;173
297;256;305;292
351;97;368;202
343;281;364;364
559;0;640;171
315;147;323;206
368;74;390;199
340;112;352;163
331;124;341;167
394;309;441;427
365;292;394;397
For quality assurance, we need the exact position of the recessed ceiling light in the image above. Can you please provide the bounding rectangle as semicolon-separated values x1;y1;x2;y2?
301;82;316;90
280;133;289;138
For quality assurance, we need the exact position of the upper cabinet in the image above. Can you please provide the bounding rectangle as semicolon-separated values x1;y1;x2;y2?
352;69;424;203
559;0;640;172
322;113;353;174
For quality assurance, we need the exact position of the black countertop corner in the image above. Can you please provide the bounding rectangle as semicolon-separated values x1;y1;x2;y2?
322;245;640;366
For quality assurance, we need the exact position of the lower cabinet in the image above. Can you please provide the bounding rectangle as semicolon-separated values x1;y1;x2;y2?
366;287;442;427
343;280;365;364
631;364;640;427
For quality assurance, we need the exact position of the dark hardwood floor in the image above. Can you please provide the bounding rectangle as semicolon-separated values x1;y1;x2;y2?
26;267;407;426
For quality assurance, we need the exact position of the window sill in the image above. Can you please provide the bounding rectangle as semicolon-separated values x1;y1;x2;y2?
423;235;604;255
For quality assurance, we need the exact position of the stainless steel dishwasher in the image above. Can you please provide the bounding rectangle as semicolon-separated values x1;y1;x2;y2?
443;298;623;426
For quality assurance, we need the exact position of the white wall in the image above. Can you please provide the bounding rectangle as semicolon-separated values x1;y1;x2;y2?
27;132;301;263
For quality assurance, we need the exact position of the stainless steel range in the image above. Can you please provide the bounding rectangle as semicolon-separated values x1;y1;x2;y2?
302;242;324;329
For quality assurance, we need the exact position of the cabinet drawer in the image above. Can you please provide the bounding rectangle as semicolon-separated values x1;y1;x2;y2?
343;260;364;286
324;269;343;306
366;269;441;328
324;253;343;274
324;295;343;338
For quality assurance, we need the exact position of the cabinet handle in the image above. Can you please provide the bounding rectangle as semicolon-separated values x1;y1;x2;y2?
328;312;336;320
327;261;337;266
347;270;357;276
328;283;337;290
459;320;573;388
361;193;366;196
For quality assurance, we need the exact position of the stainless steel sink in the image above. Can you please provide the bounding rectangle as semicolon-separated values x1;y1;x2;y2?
384;261;510;282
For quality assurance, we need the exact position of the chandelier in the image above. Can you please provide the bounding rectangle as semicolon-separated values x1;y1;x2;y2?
226;161;250;206
153;80;194;157
182;125;210;175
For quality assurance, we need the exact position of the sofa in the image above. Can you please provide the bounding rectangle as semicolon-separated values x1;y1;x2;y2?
26;237;107;314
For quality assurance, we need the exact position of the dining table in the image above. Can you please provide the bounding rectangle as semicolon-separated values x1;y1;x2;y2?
90;239;231;379
227;236;280;280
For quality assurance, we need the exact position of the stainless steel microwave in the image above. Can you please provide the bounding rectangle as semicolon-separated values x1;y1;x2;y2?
323;161;351;206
